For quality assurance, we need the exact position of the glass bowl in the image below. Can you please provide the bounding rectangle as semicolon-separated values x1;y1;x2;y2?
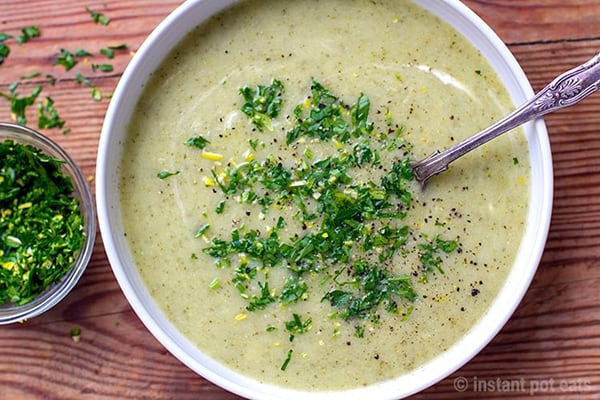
0;122;95;324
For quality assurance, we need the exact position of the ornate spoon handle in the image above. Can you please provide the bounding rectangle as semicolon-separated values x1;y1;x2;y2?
411;52;600;185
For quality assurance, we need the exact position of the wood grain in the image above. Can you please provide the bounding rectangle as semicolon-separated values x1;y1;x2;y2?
1;1;600;399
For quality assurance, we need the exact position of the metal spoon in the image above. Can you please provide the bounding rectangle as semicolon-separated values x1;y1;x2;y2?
411;52;600;186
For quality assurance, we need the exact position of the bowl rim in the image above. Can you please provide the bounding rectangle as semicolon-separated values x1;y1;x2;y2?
96;0;553;398
0;121;96;325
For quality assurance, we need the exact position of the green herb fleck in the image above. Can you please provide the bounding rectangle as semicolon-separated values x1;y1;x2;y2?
401;305;414;321
194;223;210;238
246;281;276;311
16;26;40;45
52;48;94;71
54;49;78;71
0;84;42;125
285;313;312;335
208;277;220;289
157;170;179;179
0;44;9;65
215;200;225;214
109;44;128;50
100;48;114;59
19;72;41;80
98;44;127;59
69;326;82;341
185;135;210;150
91;87;103;102
37;97;66;130
248;138;259;150
75;49;93;57
280;276;308;305
280;348;293;371
76;72;94;87
91;63;113;73
86;7;111;26
0;33;11;65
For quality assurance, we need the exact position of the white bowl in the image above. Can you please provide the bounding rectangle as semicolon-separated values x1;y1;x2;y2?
96;0;553;398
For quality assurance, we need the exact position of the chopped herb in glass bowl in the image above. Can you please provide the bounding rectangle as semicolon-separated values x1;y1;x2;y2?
0;122;95;324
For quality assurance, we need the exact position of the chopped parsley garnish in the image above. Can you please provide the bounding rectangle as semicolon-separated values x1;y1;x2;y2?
417;235;458;282
0;140;86;305
191;78;459;370
322;261;416;332
286;79;374;145
239;79;284;132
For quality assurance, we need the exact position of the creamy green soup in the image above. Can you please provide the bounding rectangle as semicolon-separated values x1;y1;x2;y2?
119;0;529;391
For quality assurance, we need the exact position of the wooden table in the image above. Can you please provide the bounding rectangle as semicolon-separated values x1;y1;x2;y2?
1;1;599;399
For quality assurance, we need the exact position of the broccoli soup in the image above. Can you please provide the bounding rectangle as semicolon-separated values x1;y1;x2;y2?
119;0;529;390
